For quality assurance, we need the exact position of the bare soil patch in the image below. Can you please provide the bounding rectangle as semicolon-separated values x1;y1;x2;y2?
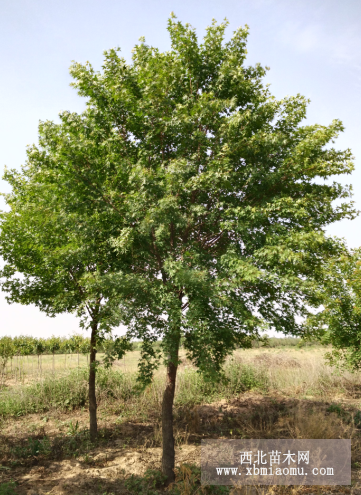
1;394;361;494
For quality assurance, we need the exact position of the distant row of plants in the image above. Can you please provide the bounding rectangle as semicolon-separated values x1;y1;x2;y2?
0;334;312;370
0;334;133;379
0;334;89;360
262;337;321;348
0;335;164;359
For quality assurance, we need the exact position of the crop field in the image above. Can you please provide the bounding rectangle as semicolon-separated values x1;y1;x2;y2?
0;345;361;495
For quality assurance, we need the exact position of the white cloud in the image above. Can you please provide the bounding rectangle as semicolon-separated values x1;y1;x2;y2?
248;0;361;70
277;17;361;69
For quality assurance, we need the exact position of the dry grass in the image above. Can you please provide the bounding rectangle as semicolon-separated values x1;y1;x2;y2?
232;347;361;399
1;346;361;494
4;347;361;403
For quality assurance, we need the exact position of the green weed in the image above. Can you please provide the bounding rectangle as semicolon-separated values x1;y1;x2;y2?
124;469;167;494
326;403;345;417
354;410;361;428
10;436;51;458
0;483;16;495
66;420;80;436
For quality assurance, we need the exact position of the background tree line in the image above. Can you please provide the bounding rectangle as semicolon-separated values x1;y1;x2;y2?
0;334;133;378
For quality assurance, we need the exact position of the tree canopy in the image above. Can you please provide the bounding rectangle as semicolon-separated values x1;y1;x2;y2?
0;166;131;440
0;16;357;482
308;248;361;371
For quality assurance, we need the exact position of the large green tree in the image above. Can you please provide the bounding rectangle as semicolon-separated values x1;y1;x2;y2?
1;16;356;482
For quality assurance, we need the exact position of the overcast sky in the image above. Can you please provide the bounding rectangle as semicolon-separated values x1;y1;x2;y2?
0;0;360;338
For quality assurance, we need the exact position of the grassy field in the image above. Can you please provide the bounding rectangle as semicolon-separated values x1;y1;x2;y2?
0;346;360;494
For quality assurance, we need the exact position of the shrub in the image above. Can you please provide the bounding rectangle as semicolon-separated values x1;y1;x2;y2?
175;361;268;406
226;360;269;394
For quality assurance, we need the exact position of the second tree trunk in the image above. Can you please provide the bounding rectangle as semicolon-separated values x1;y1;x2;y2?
89;322;98;442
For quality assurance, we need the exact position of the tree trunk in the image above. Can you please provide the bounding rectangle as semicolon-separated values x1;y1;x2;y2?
160;291;183;485
162;356;178;483
89;322;98;442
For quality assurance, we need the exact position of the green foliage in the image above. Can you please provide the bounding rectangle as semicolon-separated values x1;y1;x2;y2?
61;338;73;355
102;336;133;369
94;367;135;400
13;335;35;357
263;337;300;348
0;360;267;419
66;420;80;436
11;436;51;458
0;15;357;478
68;335;83;354
308;248;361;370
326;403;345;417
80;337;91;355
227;360;269;393
125;470;167;495
354;410;361;428
0;334;127;357
47;335;62;354
0;337;15;374
0;370;87;417
176;361;268;406
0;482;17;495
33;338;46;357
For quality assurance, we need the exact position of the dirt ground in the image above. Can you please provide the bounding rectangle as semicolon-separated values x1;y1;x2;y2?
2;348;361;494
1;445;199;494
1;394;361;494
